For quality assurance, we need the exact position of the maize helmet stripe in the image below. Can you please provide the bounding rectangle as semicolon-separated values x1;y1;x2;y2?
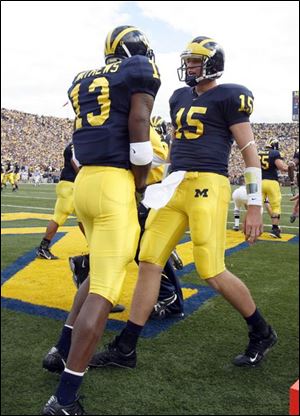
105;29;114;55
182;38;216;58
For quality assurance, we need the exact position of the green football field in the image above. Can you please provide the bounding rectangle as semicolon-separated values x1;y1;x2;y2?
1;183;299;415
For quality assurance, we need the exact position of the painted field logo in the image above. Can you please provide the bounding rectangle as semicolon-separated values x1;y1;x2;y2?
2;212;296;337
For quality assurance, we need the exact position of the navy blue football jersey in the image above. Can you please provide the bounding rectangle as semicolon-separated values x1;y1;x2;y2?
60;143;77;182
258;149;283;181
14;163;20;174
68;56;160;168
169;83;253;176
293;148;299;186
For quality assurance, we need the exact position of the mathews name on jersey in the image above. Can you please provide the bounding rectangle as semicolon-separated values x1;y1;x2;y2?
169;83;254;176
68;56;160;168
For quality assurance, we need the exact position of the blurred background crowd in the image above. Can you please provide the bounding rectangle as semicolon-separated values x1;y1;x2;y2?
1;108;299;185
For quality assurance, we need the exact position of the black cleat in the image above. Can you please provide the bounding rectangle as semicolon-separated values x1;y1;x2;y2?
69;255;89;288
42;347;65;374
110;304;125;313
232;225;240;231
150;293;184;320
42;395;85;415
170;249;183;270
290;214;297;223
269;227;281;239
233;326;277;367
36;247;58;260
89;337;136;369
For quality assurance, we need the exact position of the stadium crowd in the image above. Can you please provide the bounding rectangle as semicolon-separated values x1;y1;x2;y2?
1;108;299;184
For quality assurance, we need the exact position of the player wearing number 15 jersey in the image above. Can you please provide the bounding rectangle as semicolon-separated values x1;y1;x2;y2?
42;26;160;416
89;36;277;374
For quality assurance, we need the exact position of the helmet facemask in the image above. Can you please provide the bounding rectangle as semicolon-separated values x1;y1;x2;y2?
177;37;224;87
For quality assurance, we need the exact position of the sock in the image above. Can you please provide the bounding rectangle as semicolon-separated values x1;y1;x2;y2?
234;216;240;227
55;368;84;406
118;320;143;354
40;238;50;249
55;325;73;360
245;308;269;336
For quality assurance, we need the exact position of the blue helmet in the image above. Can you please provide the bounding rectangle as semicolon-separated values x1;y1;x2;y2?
104;25;154;64
177;36;224;87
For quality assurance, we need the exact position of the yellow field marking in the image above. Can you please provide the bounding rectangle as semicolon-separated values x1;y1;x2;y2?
1;212;76;221
1;228;198;321
2;216;296;321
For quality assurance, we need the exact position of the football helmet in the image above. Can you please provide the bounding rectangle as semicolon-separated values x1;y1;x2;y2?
104;25;154;64
266;138;279;150
177;36;224;87
151;115;167;136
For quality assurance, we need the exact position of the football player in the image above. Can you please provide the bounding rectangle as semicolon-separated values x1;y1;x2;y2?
232;185;270;231
258;138;289;237
32;165;42;186
42;25;160;416
288;147;299;222
36;142;80;260
90;35;277;371
3;159;16;191
231;185;248;231
13;162;20;191
1;162;5;191
151;115;172;147
68;125;184;319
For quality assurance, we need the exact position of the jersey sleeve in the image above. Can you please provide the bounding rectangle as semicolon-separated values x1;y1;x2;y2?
274;150;283;161
125;56;161;98
222;85;254;126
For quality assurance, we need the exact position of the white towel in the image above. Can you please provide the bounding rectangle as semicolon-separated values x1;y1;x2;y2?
142;171;186;209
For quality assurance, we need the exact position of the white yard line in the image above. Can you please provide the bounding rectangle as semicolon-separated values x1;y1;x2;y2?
1;195;56;200
1;204;53;211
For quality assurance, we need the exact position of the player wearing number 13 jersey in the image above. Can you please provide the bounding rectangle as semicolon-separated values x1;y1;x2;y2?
42;26;160;416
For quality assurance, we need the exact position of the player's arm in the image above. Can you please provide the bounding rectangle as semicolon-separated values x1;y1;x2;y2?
288;157;299;193
71;159;81;174
275;158;288;173
230;122;263;244
128;93;154;192
70;144;81;174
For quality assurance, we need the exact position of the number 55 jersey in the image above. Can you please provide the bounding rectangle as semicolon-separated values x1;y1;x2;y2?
68;55;160;168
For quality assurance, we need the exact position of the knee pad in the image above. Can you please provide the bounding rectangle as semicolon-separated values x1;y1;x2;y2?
271;214;280;219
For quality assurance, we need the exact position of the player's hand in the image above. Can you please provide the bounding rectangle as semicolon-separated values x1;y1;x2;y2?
290;183;297;196
290;193;299;202
135;187;146;205
243;205;263;245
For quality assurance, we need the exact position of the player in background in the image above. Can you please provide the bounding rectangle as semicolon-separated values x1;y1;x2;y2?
288;147;299;223
36;142;80;260
258;138;288;238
